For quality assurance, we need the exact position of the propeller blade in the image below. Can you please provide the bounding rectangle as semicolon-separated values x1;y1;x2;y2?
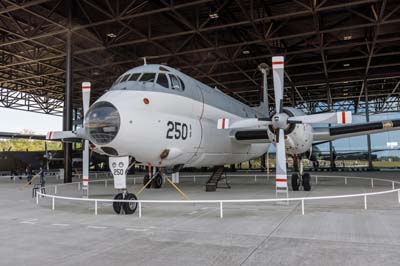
288;111;352;124
258;117;272;122
275;128;287;187
275;128;280;143
82;82;91;117
81;82;91;198
272;56;284;112
82;139;89;185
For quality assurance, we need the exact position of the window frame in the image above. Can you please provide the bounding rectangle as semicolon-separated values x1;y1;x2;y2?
169;74;182;91
128;73;141;81
120;74;131;83
156;72;170;89
138;72;157;83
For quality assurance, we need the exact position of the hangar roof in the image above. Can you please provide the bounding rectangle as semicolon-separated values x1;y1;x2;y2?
1;0;400;115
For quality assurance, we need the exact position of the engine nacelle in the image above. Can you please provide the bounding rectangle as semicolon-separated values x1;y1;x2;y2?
267;107;314;155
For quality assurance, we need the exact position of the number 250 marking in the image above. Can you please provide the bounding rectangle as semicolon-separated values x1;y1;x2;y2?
166;121;189;140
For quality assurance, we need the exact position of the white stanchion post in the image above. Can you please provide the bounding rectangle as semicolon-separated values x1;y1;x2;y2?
301;200;305;215
364;195;367;210
54;185;57;195
105;180;107;187
398;190;400;204
78;182;80;191
392;181;395;190
345;177;347;185
36;191;39;205
138;202;142;218
315;176;318;185
95;173;98;179
194;176;196;184
95;200;98;216
254;175;257;183
220;202;223;218
371;179;374;188
134;177;136;185
52;197;55;211
267;175;269;184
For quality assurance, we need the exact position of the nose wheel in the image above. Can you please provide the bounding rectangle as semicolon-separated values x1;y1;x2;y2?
112;192;138;215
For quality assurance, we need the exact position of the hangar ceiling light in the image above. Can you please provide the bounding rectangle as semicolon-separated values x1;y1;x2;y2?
209;12;219;19
106;33;117;38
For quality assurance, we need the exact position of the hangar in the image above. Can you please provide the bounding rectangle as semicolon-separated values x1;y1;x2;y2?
2;0;400;180
1;1;400;265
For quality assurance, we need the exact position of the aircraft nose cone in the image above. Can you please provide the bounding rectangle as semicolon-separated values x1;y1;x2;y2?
84;101;120;145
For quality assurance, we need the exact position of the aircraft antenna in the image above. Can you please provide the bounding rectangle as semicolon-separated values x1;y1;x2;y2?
143;57;147;65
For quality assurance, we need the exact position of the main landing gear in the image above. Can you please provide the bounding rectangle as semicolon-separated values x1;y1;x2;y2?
113;191;138;215
291;173;311;191
143;172;163;189
291;156;312;191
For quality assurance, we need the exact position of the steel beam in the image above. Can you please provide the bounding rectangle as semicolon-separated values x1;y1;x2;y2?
63;1;73;183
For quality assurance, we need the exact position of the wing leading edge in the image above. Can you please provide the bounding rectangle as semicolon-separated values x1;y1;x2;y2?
313;119;400;141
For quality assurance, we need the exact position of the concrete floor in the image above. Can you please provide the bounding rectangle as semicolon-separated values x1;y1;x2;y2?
1;171;400;266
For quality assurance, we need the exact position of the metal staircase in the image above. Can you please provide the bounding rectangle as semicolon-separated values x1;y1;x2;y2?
205;166;231;192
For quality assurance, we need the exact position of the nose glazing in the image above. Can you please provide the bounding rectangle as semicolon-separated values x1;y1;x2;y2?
85;101;120;145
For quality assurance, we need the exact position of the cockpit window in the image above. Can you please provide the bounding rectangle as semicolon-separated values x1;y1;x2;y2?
156;73;169;88
113;75;123;86
129;73;140;81
178;77;185;91
139;73;156;83
169;74;184;91
120;74;130;83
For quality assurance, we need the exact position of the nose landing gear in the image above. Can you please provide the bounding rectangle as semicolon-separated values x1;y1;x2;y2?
113;191;138;215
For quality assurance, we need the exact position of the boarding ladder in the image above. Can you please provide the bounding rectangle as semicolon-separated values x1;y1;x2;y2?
205;166;231;192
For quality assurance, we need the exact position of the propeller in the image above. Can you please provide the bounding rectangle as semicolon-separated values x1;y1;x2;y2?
82;82;91;196
261;56;352;189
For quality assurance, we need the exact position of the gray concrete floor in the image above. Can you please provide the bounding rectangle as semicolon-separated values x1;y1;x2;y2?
1;171;400;266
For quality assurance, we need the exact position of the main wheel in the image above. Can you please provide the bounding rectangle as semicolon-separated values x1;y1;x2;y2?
302;173;311;191
291;173;300;191
113;193;124;214
143;174;151;189
152;173;163;189
123;193;138;215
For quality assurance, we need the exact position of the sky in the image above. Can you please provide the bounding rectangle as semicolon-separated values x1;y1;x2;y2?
0;108;62;135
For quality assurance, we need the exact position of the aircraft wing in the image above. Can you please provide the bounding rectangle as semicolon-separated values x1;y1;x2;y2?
46;130;83;142
0;131;83;142
0;132;47;140
313;119;400;141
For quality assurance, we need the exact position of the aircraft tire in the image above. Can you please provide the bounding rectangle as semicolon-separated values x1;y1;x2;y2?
123;193;138;215
143;174;151;189
302;173;311;191
152;174;163;189
112;193;124;214
291;173;300;191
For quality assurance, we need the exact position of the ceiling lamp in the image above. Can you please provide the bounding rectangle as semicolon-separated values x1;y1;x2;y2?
343;35;352;40
209;12;219;19
107;33;117;38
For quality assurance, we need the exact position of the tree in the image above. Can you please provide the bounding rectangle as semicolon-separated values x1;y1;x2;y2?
0;129;62;151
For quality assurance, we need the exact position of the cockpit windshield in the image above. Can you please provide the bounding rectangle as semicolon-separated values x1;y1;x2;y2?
139;73;156;83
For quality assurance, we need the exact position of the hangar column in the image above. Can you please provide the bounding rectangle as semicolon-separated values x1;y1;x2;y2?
63;1;73;183
364;80;373;169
